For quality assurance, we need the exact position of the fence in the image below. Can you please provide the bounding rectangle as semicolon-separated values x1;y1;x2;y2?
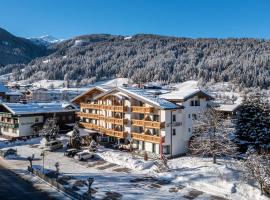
30;168;90;200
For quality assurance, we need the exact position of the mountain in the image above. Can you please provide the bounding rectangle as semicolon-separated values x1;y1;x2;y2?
29;35;64;47
0;27;50;67
3;33;270;89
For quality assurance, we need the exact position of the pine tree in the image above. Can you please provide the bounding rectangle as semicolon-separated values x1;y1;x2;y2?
41;113;59;141
71;123;81;149
235;91;270;151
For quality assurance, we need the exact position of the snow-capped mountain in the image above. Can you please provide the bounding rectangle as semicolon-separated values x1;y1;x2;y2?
29;35;64;46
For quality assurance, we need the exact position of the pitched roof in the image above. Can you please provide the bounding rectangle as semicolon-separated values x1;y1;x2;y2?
71;85;110;103
1;102;79;115
160;81;213;101
94;87;180;110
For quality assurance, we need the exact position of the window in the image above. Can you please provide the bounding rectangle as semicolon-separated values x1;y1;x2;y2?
12;128;17;134
192;114;197;120
188;128;191;132
35;118;39;123
152;143;156;153
172;114;176;122
3;127;8;132
188;114;191;118
142;141;145;150
172;128;176;136
190;100;194;106
153;115;159;122
195;100;200;106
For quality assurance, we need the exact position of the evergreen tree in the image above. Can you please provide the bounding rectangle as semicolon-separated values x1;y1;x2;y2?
235;91;270;151
71;123;81;149
41;113;59;141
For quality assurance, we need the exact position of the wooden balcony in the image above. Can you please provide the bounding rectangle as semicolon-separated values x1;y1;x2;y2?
77;112;100;119
131;132;160;144
80;122;99;130
100;105;128;112
131;106;154;113
80;103;100;109
131;119;165;129
0;121;19;128
98;127;127;139
105;117;128;125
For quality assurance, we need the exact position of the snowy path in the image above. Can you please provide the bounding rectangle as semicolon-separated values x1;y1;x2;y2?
1;143;229;200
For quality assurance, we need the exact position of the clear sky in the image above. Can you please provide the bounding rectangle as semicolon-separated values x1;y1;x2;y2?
0;0;270;39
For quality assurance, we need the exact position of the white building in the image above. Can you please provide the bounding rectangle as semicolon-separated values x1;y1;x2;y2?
74;83;212;158
0;102;78;138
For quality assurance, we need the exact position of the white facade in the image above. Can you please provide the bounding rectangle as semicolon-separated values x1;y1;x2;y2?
78;86;212;157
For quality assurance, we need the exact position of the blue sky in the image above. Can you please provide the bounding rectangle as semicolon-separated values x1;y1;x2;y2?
0;0;270;39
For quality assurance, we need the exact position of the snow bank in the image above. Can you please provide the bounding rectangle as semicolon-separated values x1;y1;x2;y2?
97;149;156;171
155;156;269;200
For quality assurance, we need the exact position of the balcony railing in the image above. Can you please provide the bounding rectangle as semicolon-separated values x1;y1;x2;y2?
80;122;99;130
80;103;128;112
101;129;128;139
0;112;13;118
100;105;128;112
0;121;19;128
131;106;154;113
77;112;100;119
105;117;128;125
79;122;127;139
131;119;165;129
131;132;160;144
80;103;100;109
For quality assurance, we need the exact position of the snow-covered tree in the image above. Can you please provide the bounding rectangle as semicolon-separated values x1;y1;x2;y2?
70;123;81;149
189;106;238;164
41;113;59;141
235;91;270;152
244;150;270;195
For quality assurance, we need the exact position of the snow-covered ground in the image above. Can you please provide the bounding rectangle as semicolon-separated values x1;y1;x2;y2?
0;137;268;200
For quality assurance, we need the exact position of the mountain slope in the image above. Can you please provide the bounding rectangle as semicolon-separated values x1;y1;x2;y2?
8;34;270;89
0;27;50;66
29;35;63;47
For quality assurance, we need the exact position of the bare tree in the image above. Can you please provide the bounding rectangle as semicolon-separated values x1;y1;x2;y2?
244;150;270;195
189;106;238;164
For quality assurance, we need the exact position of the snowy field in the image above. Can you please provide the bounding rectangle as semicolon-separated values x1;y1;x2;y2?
0;137;268;200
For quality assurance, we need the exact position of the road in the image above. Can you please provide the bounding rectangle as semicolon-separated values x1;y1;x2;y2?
0;162;55;200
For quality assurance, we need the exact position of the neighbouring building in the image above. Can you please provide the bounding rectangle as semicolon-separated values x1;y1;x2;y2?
0;102;78;138
25;88;86;103
74;85;212;158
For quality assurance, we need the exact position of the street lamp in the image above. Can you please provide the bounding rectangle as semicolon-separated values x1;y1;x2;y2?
88;177;94;198
40;150;46;174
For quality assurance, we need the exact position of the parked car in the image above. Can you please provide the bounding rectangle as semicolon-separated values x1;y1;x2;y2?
0;148;17;158
74;151;94;161
44;140;63;151
64;149;81;157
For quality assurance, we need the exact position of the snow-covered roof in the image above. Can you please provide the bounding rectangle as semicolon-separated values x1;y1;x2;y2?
5;91;23;96
71;85;110;103
1;102;79;115
66;128;97;137
160;80;212;101
94;87;180;110
216;104;241;112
